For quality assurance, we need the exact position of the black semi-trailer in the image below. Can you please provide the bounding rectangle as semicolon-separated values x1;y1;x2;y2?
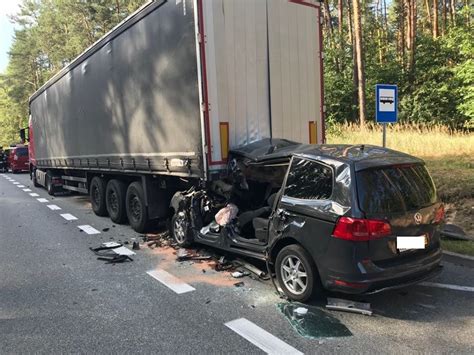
29;0;325;232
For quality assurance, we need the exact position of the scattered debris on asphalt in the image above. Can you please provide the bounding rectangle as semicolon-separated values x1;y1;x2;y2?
278;302;352;339
102;228;110;232
441;224;472;241
326;297;373;316
234;281;245;287
234;258;269;279
90;242;135;264
97;254;133;264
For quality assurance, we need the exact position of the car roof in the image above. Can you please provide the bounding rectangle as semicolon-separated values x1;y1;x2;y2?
229;138;424;171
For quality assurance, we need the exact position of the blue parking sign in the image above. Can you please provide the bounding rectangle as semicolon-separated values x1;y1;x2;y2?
376;84;398;123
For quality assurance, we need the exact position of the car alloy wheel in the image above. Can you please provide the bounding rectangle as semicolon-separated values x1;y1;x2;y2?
280;255;308;295
173;212;188;244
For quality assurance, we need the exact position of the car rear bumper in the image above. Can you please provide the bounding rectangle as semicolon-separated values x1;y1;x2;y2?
323;248;443;294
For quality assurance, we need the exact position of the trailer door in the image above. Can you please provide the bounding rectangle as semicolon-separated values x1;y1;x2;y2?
268;0;324;146
197;0;324;172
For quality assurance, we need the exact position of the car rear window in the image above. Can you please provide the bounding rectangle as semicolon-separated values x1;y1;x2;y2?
357;164;436;214
15;148;28;157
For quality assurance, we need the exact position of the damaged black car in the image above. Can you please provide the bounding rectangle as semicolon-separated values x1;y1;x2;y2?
170;139;444;302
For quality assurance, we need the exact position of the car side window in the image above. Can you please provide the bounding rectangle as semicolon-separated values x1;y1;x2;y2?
284;157;333;200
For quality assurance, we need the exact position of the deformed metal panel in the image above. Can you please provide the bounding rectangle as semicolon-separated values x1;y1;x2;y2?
30;0;203;177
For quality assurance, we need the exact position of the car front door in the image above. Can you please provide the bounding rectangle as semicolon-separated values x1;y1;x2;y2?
268;156;339;262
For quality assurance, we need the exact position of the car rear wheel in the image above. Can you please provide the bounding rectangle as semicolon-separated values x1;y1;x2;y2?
171;211;193;247
275;244;320;302
126;182;149;233
90;176;108;217
106;179;128;224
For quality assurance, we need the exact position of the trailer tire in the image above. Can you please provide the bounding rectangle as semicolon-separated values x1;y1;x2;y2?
90;176;108;217
45;173;55;196
106;179;128;224
126;182;149;233
32;168;41;187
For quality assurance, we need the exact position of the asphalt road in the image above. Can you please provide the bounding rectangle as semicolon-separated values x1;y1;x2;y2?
1;172;473;354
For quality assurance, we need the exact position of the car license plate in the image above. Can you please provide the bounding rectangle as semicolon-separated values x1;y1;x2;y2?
397;236;426;250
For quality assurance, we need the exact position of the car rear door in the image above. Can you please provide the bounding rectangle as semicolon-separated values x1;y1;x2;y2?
356;164;443;262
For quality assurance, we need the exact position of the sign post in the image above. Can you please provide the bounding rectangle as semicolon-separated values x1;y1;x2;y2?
375;84;398;147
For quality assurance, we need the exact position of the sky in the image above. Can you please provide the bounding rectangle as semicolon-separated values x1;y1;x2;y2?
0;0;22;73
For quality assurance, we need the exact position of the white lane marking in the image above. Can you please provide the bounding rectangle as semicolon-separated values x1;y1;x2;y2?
13;182;20;185
420;282;474;293
147;269;195;294
113;246;136;256
17;185;25;188
29;193;39;197
225;318;303;355
47;205;61;210
37;198;49;203
78;225;100;235
23;188;32;192
60;213;78;221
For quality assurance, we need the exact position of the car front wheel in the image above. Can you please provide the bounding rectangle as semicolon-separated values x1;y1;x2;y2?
171;211;193;247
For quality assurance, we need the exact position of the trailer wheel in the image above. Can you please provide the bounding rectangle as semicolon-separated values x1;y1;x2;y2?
106;179;128;224
126;182;149;233
90;176;108;217
32;168;41;187
45;173;55;196
171;211;193;247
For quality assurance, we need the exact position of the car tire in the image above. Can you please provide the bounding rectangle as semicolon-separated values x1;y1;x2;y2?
171;211;193;247
126;182;149;233
90;176;108;217
275;244;321;302
106;179;128;224
12;169;17;174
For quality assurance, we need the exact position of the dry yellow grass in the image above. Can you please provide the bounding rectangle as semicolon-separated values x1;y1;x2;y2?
327;123;474;158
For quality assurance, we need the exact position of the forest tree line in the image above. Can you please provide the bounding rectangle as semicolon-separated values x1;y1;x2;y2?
0;0;472;146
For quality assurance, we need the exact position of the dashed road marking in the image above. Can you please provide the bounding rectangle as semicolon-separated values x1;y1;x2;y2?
420;282;474;293
37;198;49;203
13;182;19;185
29;193;39;197
47;205;61;211
147;269;196;294
17;185;25;188
225;318;303;355
23;189;32;192
60;213;78;221
77;225;100;235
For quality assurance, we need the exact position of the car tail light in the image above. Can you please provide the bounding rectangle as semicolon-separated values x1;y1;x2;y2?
333;217;392;241
334;279;367;289
434;205;445;224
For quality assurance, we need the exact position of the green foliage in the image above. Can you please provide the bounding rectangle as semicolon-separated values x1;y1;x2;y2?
0;0;144;146
323;0;473;130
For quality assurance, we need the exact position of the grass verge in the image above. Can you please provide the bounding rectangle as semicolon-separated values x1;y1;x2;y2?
441;239;474;257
